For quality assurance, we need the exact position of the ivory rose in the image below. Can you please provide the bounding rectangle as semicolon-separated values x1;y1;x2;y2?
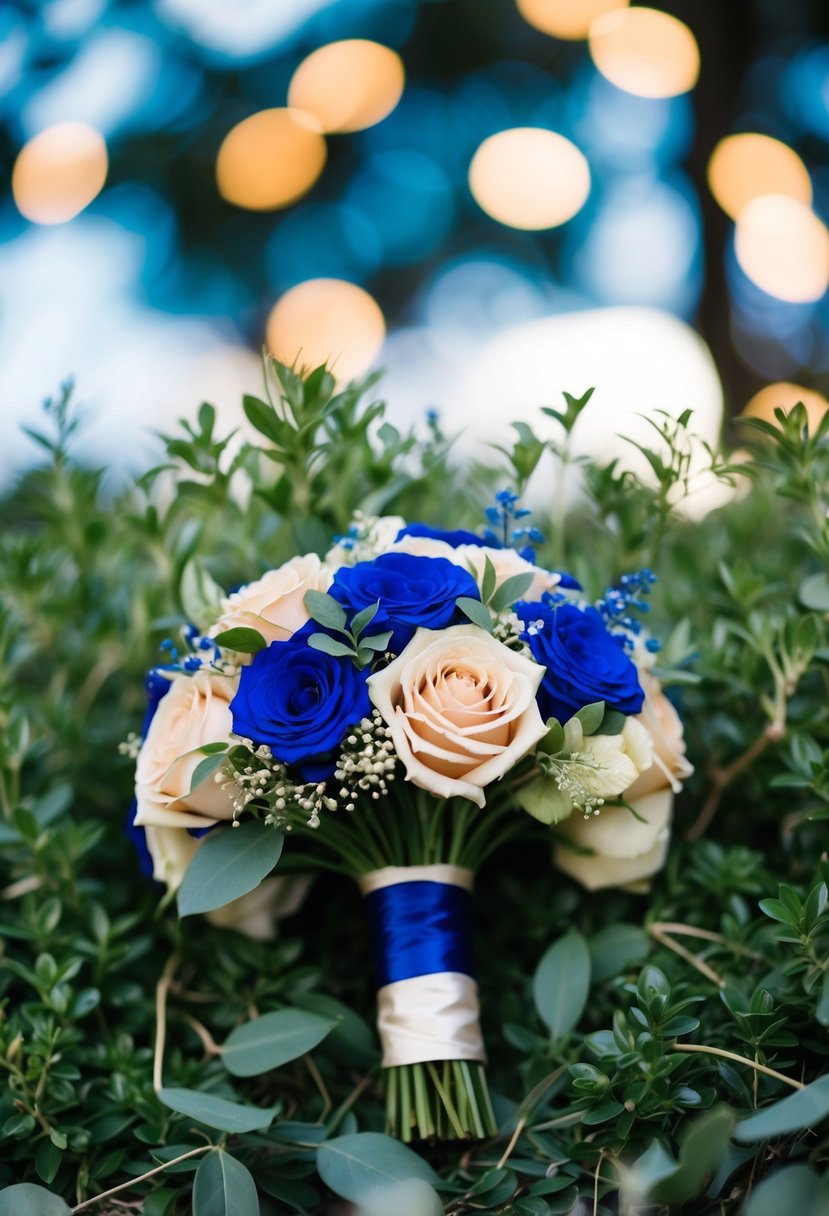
144;823;311;940
367;625;547;807
390;534;458;561
134;670;237;829
213;554;332;646
625;671;694;800
553;787;674;891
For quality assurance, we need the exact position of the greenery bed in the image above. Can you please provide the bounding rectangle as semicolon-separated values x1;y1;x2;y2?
1;365;829;1214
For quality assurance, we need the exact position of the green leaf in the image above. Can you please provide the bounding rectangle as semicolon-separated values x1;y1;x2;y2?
303;590;348;632
306;633;357;658
799;572;829;612
537;719;565;755
654;1107;735;1203
490;572;535;613
34;1141;62;1186
316;1132;439;1205
213;628;266;655
589;924;650;984
192;1151;259;1216
599;708;627;736
358;631;393;652
350;601;380;638
0;1186;71;1215
742;1164;827;1216
758;897;799;927
574;702;605;736
223;1009;335;1076
178;820;283;916
734;1074;829;1141
515;777;574;826
533;930;591;1039
243;394;285;445
188;753;228;796
481;555;497;605
158;1088;277;1133
181;559;225;630
456;596;492;632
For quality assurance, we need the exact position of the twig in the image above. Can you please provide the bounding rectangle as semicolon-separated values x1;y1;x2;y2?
593;1149;607;1216
71;1144;213;1212
651;922;765;961
305;1053;332;1121
686;724;782;842
496;1116;526;1170
153;955;180;1093
326;1072;376;1136
181;1013;221;1058
0;875;42;900
671;1043;804;1089
650;925;725;988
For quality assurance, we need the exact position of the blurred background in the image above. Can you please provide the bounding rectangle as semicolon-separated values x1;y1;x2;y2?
2;0;829;484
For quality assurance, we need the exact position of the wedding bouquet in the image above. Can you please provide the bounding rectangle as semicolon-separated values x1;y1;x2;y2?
128;492;691;1141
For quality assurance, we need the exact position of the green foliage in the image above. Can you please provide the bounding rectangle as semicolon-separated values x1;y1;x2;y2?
2;366;829;1211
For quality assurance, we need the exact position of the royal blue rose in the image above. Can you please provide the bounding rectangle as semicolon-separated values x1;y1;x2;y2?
330;552;481;653
515;601;644;724
230;639;371;781
395;522;487;548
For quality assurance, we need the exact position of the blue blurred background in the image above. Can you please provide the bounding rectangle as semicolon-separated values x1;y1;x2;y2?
2;0;828;484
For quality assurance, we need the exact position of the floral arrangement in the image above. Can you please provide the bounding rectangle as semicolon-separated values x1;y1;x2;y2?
128;487;691;1141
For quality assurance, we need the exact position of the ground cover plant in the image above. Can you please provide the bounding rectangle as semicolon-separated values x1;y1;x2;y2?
1;363;828;1215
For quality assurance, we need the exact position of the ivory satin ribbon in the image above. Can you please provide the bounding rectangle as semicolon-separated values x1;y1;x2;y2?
359;864;486;1068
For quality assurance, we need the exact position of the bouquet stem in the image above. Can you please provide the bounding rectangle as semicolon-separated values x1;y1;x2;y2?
386;1060;497;1143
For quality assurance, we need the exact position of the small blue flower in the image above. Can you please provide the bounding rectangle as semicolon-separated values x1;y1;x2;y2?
230;638;371;782
515;600;644;723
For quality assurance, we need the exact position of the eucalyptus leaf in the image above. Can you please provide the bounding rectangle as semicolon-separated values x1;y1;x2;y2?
573;702;605;736
799;572;829;612
303;590;348;632
742;1164;828;1216
188;753;228;796
734;1075;829;1141
515;778;574;826
192;1150;259;1216
532;930;591;1039
223;1009;335;1076
481;555;497;605
177;820;283;916
316;1133;439;1205
158;1087;278;1133
589;924;650;983
307;633;357;658
490;571;535;612
0;1186;71;1216
456;596;492;632
350;601;380;637
213;627;266;654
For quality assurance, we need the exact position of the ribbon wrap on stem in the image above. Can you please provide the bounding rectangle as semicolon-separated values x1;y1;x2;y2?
359;864;486;1068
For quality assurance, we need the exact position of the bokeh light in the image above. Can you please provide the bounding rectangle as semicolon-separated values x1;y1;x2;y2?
516;0;629;41
734;195;829;303
742;381;828;428
266;278;386;381
588;8;700;99
288;39;405;133
468;128;590;230
12;121;108;224
216;108;326;211
708;134;812;220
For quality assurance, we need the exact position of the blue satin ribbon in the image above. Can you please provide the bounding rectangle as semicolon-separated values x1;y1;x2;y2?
364;880;475;989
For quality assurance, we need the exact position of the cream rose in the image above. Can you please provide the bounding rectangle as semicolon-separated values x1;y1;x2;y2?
134;670;237;829
625;671;693;800
553;787;673;891
144;823;311;940
389;534;458;561
455;545;561;603
213;554;332;646
367;625;547;807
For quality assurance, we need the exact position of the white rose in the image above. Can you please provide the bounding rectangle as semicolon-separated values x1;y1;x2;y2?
213;554;332;646
454;545;561;602
625;671;693;799
564;716;654;800
144;823;311;940
368;624;547;807
134;670;237;829
389;534;459;560
553;787;673;891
